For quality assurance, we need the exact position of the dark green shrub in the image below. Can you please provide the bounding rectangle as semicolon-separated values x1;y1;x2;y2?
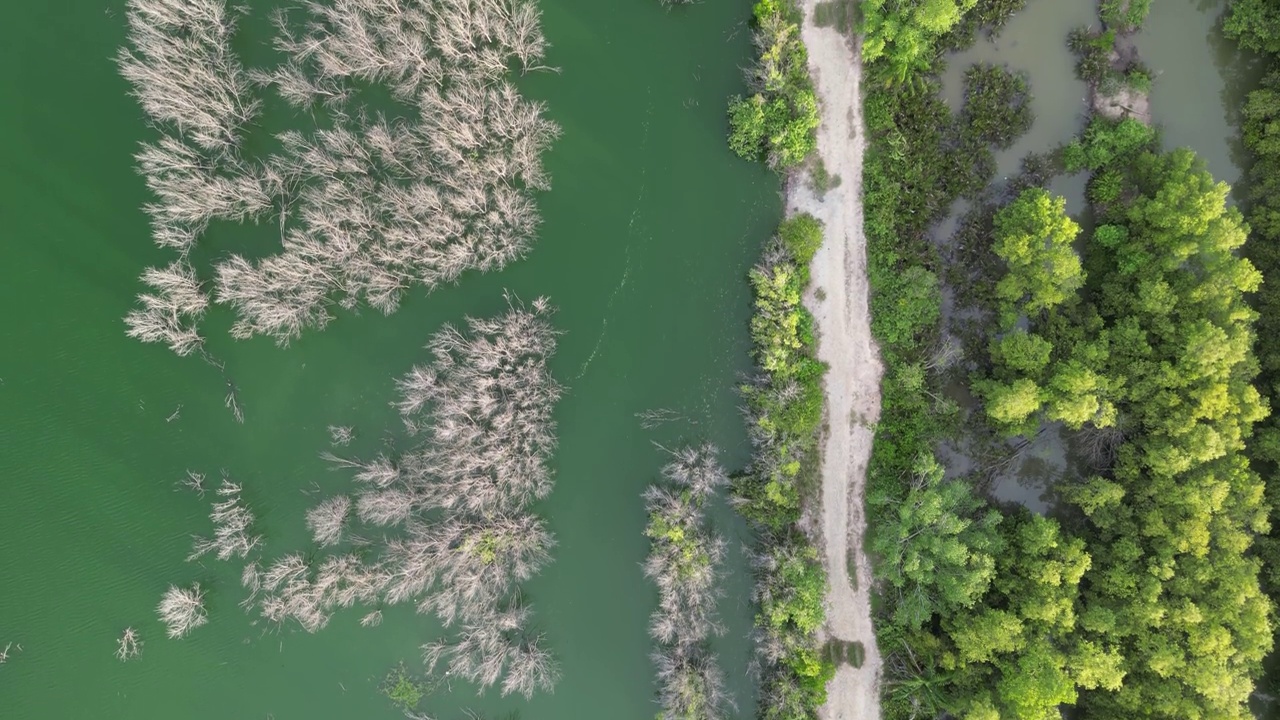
779;213;824;265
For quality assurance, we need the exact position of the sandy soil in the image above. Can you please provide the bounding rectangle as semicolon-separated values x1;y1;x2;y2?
787;3;884;719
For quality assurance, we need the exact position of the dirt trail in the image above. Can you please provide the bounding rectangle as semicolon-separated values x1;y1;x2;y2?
786;4;884;719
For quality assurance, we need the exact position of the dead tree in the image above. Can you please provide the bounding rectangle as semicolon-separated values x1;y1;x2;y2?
306;495;352;547
116;627;143;661
189;477;261;561
644;445;730;720
157;583;207;638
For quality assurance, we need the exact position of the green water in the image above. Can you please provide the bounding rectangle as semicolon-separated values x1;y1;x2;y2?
0;1;779;718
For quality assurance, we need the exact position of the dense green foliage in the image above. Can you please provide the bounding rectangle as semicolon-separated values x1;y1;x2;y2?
869;452;1001;631
738;216;828;529
1067;26;1152;95
959;64;1033;151
728;0;819;168
1066;0;1152;98
990;188;1082;322
1226;0;1280;55
864;3;1276;719
1067;148;1270;720
861;0;976;84
757;543;836;718
1226;0;1280;700
736;214;833;720
861;6;1023;717
976;123;1272;718
1062;117;1157;173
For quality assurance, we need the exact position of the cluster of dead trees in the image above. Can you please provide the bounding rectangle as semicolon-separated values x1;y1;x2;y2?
118;0;558;352
188;474;261;561
229;299;561;698
146;302;560;697
643;445;730;720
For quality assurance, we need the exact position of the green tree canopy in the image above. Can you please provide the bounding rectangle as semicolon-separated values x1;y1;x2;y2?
992;188;1084;323
862;0;977;84
870;452;1002;629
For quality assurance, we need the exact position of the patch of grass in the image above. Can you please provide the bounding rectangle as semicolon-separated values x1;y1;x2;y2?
810;156;843;197
846;547;859;591
823;639;866;668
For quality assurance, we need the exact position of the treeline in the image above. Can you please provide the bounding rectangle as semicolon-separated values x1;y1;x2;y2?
1224;0;1280;701
117;0;557;353
735;215;832;720
859;4;1053;718
975;121;1270;720
727;0;818;168
863;1;1273;719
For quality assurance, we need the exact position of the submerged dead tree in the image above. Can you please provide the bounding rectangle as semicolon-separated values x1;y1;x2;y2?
189;476;261;561
643;444;730;720
116;627;143;661
118;0;560;351
157;583;208;638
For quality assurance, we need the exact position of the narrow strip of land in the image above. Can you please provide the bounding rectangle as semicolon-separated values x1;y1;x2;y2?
788;4;883;719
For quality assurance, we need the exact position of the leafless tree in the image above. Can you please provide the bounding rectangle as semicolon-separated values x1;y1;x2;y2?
181;469;207;496
357;488;417;527
224;384;245;424
1077;423;1127;469
255;553;385;632
661;443;729;500
117;0;259;154
134;136;275;241
124;261;209;356
390;514;555;625
644;445;729;720
157;584;207;638
208;301;565;697
392;297;562;515
422;603;558;699
307;495;352;547
328;425;355;446
116;627;143;661
189;477;261;561
119;0;561;352
652;645;729;720
644;448;728;647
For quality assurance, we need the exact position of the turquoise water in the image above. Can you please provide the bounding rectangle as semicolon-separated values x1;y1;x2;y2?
0;0;779;717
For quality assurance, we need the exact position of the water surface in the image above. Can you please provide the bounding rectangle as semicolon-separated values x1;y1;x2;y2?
0;1;777;718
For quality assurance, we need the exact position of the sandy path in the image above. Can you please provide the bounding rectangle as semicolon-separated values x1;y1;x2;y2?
786;4;884;719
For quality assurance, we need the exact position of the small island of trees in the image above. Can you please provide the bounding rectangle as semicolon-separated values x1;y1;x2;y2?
643;444;731;720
